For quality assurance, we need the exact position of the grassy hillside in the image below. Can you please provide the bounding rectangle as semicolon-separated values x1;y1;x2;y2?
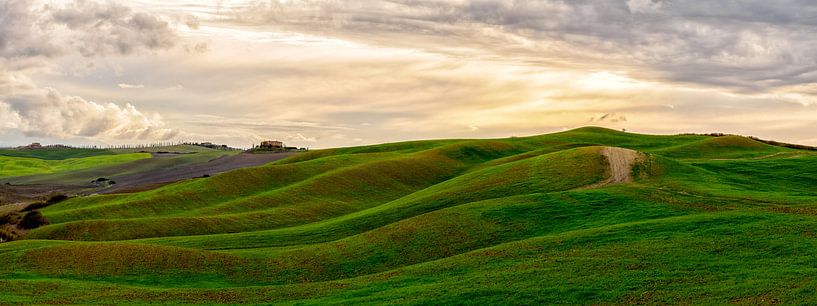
0;148;116;160
0;153;151;178
3;127;817;304
652;135;791;159
5;151;236;186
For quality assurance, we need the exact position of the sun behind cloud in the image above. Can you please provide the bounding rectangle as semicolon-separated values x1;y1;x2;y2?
2;0;817;148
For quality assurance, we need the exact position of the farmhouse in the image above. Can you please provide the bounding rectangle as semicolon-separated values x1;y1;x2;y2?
259;140;284;149
18;143;43;150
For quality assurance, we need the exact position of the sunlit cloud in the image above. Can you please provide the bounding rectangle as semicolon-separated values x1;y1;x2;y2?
118;83;145;89
2;0;817;148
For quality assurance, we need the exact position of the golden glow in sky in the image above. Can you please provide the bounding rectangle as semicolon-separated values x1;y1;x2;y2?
2;0;817;147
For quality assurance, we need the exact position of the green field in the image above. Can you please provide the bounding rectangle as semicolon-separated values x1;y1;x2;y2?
0;153;151;178
5;150;237;186
0;148;117;160
2;127;817;303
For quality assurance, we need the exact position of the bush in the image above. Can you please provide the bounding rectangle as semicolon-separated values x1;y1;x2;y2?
0;227;17;242
22;194;69;212
0;213;20;226
22;202;47;212
18;211;49;230
46;194;69;205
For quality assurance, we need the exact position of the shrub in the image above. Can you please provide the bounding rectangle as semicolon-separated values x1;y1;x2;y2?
46;194;69;205
22;194;69;212
18;211;49;230
0;226;17;242
22;202;47;212
0;213;20;226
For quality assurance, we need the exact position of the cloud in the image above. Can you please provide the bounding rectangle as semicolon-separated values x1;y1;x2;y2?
626;0;664;14
221;1;817;94
1;0;178;62
285;133;317;143
118;83;144;89
185;15;201;30
0;73;177;141
5;0;817;148
48;1;178;57
0;1;185;143
184;42;210;54
590;113;628;123
0;1;61;59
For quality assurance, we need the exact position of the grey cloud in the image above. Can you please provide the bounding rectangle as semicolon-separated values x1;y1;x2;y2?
226;0;817;93
0;1;61;59
48;1;177;57
1;0;178;61
0;1;182;142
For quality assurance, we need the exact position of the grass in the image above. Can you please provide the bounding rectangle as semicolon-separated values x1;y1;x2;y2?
5;150;237;186
0;153;151;178
2;127;817;303
0;148;116;160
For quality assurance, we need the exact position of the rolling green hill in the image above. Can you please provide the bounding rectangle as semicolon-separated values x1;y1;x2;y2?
2;127;817;304
0;153;151;178
0;148;117;160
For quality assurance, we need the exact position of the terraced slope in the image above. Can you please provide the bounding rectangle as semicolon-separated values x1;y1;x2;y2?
3;127;817;304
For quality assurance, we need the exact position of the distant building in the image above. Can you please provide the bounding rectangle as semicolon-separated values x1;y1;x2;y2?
196;142;229;149
19;142;43;150
259;140;284;149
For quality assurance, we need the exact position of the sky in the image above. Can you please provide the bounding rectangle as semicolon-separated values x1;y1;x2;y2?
2;0;817;148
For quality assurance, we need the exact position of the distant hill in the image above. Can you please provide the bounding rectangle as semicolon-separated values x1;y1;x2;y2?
0;148;116;160
0;153;150;177
109;144;229;154
2;127;817;304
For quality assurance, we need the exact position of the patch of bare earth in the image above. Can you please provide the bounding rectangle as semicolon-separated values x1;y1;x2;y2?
102;152;296;194
581;147;642;189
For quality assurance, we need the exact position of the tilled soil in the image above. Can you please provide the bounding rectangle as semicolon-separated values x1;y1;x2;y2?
102;152;296;193
0;183;78;206
0;152;296;205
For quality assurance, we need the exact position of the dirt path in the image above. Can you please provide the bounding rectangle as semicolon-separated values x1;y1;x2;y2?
579;147;641;190
602;147;640;184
